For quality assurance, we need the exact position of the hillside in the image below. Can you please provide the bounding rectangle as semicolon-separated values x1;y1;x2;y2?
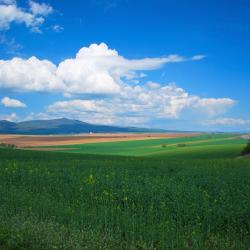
0;118;166;135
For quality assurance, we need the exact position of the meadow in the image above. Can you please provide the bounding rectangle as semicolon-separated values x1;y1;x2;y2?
0;133;250;249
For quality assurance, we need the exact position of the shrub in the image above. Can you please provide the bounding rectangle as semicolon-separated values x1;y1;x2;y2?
0;143;17;149
177;143;187;147
161;144;167;148
241;140;250;156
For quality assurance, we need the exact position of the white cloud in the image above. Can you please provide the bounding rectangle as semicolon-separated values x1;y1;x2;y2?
145;81;161;89
0;42;234;127
194;98;236;116
207;118;250;126
191;55;206;61
1;96;26;108
45;83;235;126
24;111;51;121
0;0;53;32
47;99;107;113
52;24;63;32
29;0;53;16
0;42;205;95
0;56;63;92
57;43;191;94
0;112;18;121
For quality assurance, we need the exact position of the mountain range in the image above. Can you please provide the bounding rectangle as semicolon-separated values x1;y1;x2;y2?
0;118;167;135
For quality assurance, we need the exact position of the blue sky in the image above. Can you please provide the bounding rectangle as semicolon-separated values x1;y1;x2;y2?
0;0;249;131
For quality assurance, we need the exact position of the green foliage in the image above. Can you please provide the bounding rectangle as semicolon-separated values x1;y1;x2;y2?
0;143;17;149
0;145;250;249
241;140;250;156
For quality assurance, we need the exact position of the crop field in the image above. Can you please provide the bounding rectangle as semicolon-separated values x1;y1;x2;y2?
0;133;250;249
33;133;247;158
0;133;198;147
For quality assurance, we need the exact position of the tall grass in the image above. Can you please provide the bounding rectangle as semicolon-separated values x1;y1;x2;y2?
0;148;250;249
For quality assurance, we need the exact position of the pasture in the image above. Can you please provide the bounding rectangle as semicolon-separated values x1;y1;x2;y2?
0;133;250;249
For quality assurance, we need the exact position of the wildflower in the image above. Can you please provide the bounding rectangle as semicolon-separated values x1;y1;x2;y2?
85;174;95;185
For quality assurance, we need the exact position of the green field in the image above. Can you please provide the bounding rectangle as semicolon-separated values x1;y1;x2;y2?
1;133;250;249
37;133;246;158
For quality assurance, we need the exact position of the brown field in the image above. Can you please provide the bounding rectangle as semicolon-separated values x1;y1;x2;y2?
0;133;199;148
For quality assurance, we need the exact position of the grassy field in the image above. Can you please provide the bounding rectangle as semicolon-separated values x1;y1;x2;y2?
0;133;250;249
36;133;246;158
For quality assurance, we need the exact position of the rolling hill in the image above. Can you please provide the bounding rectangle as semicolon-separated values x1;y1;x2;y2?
0;118;167;135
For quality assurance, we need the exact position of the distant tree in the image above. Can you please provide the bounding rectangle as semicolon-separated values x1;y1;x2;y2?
241;140;250;156
0;143;17;149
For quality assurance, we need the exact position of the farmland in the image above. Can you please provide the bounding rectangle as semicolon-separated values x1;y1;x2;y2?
32;133;246;158
0;133;198;147
0;133;250;249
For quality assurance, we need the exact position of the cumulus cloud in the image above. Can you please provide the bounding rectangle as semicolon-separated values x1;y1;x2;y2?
0;0;53;32
29;0;53;16
0;42;234;127
1;96;26;107
0;56;63;92
45;83;235;126
0;43;205;95
56;43;196;94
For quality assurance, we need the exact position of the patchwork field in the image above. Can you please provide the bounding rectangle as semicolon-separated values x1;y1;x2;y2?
0;133;250;249
0;132;198;147
31;133;247;158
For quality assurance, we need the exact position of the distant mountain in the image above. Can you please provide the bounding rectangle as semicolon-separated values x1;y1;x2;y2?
0;120;17;133
0;118;167;135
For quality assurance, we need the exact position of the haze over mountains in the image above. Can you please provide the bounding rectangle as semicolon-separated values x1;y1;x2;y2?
0;118;167;135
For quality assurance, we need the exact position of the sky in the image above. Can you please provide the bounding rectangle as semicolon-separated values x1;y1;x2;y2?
0;0;249;131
